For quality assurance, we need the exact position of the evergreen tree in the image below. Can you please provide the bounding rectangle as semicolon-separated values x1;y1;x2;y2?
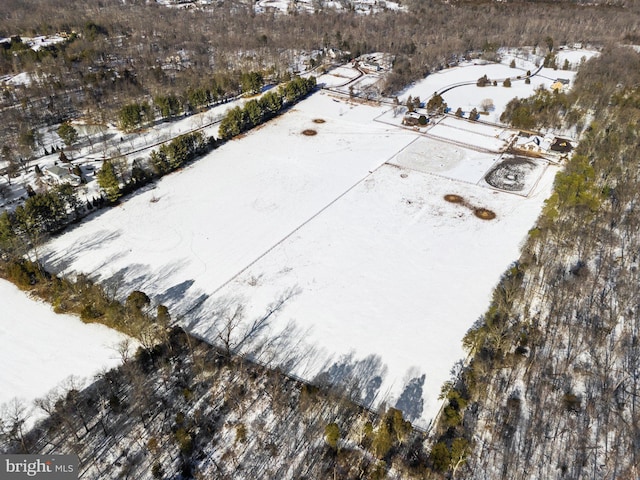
154;94;182;119
118;103;148;132
218;106;246;140
126;290;150;313
96;161;121;203
131;159;149;185
426;94;447;114
476;74;490;87
0;211;22;259
156;305;171;325
18;128;36;155
240;71;264;95
406;95;414;112
258;91;283;118
149;149;170;176
57;122;79;148
186;88;209;111
324;423;340;450
372;423;392;458
388;408;412;443
430;442;451;471
244;99;263;127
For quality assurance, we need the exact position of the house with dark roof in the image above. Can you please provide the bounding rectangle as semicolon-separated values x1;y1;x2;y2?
550;138;573;153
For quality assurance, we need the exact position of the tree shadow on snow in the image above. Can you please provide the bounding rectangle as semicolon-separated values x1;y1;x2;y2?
40;229;122;274
395;373;426;422
314;353;389;409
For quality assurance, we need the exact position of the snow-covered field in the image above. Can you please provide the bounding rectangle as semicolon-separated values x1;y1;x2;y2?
38;88;559;429
0;279;131;409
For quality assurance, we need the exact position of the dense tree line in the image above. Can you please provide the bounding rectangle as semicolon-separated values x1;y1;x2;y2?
94;130;215;203
0;321;432;478
0;183;85;260
117;102;152;132
218;76;315;140
501;87;575;130
148;131;211;176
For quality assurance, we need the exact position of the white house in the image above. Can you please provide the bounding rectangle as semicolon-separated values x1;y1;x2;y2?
44;165;81;186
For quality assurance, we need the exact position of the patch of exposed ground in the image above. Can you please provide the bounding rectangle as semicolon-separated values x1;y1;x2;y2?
485;157;536;192
444;194;496;220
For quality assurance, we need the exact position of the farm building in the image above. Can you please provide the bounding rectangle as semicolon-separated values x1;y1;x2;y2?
550;137;573;153
402;112;428;126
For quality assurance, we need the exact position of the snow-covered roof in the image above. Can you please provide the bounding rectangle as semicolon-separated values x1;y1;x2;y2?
45;165;81;185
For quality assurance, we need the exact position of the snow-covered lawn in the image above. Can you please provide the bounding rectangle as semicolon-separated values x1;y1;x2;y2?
318;66;362;88
555;48;600;69
400;59;583;123
38;89;559;429
208;160;556;426
0;279;131;409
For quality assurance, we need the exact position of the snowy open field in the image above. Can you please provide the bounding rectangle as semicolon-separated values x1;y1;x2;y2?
401;57;584;123
38;88;559;428
0;279;131;409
